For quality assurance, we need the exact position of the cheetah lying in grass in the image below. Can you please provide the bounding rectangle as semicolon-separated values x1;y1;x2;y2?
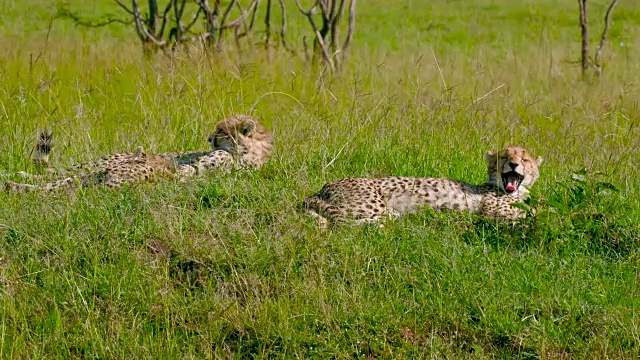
303;146;542;227
5;115;272;193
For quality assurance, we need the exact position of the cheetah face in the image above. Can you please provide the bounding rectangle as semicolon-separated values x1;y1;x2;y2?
207;114;273;168
208;116;258;155
486;146;542;195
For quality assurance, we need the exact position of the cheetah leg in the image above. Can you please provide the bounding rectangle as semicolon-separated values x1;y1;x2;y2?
305;208;331;230
353;216;386;228
302;196;342;229
176;164;197;181
355;208;402;229
353;209;399;228
385;208;402;220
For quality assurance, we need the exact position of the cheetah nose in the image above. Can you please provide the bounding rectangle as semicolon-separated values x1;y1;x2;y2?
508;162;519;170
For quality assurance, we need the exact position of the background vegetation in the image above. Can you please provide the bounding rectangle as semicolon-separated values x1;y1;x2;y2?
1;0;639;357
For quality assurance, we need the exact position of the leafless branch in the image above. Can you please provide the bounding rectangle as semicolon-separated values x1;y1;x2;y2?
593;0;620;75
57;6;132;27
277;0;291;51
218;0;238;40
224;0;258;29
132;0;166;46
114;0;135;15
148;0;159;34
234;0;260;39
329;0;346;50
245;0;260;33
578;0;589;76
233;1;250;33
157;1;174;39
342;0;356;52
172;0;188;44
194;0;217;44
295;0;334;70
317;0;330;18
184;6;203;34
265;0;272;45
103;0;356;66
578;0;620;78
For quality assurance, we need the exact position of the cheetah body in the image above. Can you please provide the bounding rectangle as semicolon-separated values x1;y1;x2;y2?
6;115;272;193
303;146;542;226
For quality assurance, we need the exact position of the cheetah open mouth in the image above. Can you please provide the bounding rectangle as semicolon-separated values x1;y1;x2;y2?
501;171;524;194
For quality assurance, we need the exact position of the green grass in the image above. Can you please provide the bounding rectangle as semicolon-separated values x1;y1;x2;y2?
1;0;639;357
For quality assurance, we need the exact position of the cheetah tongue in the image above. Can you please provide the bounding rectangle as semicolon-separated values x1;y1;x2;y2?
505;175;520;192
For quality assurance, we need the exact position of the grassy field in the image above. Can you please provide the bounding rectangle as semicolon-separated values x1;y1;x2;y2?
1;0;640;357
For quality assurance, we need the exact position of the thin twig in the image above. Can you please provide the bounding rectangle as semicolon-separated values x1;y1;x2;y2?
224;0;258;29
157;1;173;39
594;0;620;76
342;0;355;52
173;0;183;43
245;0;259;32
330;0;347;52
277;0;291;51
431;48;447;91
57;6;132;27
113;0;134;15
194;0;217;45
249;91;305;113
184;6;203;34
219;0;239;40
323;100;388;171
33;16;54;65
472;83;505;104
317;0;330;18
233;0;251;37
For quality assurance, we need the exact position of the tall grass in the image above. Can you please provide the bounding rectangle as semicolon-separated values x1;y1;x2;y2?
0;0;639;357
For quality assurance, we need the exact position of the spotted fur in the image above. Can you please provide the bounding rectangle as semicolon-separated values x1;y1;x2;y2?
303;146;542;227
5;115;273;193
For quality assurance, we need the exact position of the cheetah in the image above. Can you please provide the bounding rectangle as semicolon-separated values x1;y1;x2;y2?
156;114;273;176
303;146;542;227
5;115;273;193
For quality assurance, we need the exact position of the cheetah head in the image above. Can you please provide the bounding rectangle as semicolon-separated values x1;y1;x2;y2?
486;146;542;197
208;114;273;168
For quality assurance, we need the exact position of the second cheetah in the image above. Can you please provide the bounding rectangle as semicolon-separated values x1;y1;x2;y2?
303;146;542;227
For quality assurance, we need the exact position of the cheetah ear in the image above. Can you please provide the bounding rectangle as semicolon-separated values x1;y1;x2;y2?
536;156;543;166
485;151;496;163
241;120;254;136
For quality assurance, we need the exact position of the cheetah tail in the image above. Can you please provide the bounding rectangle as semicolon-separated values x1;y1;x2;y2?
5;181;38;193
34;128;54;171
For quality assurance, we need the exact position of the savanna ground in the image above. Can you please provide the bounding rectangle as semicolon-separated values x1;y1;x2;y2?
1;0;640;358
